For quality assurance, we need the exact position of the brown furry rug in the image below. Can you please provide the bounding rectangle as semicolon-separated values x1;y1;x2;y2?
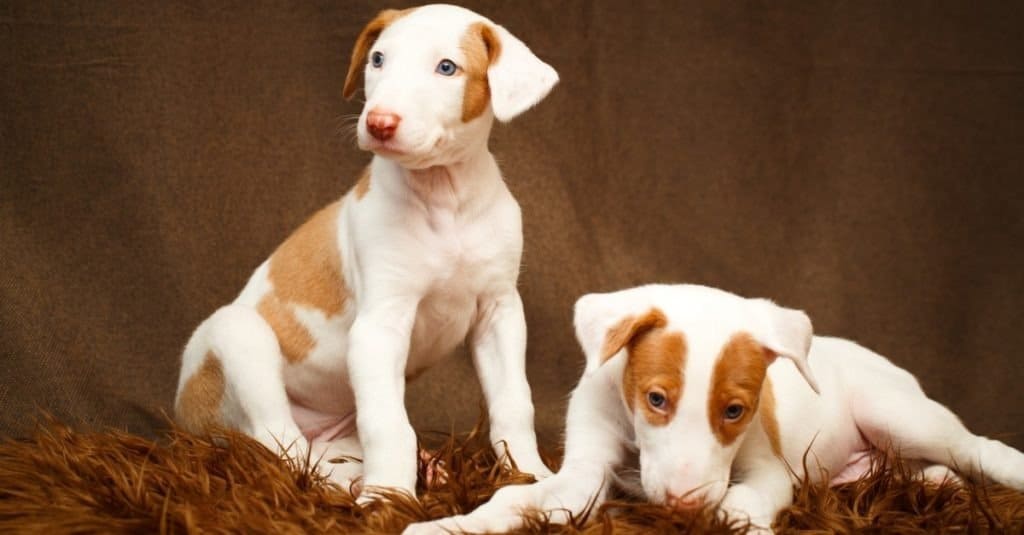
2;418;1024;534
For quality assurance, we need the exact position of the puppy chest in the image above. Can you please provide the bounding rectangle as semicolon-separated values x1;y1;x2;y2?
421;278;477;314
419;215;519;288
406;289;477;370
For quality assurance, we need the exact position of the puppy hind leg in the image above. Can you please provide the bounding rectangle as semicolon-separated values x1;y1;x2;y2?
958;437;1024;490
203;304;310;460
175;320;229;433
311;434;365;494
852;388;1024;490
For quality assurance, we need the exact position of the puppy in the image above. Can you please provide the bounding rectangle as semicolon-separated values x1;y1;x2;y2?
174;4;558;501
406;284;1024;533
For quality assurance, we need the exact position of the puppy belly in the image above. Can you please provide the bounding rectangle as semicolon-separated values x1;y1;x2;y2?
829;449;877;485
289;399;356;443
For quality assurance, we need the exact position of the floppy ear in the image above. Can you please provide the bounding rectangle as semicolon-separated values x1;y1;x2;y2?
484;23;559;122
343;9;407;100
747;298;820;394
574;291;666;373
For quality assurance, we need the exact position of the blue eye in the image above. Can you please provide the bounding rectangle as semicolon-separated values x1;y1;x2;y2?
724;404;744;421
371;51;384;68
436;59;458;76
647;391;667;410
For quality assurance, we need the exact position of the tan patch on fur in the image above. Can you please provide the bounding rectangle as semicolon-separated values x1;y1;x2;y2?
175;352;225;433
354;165;371;200
759;376;783;457
623;329;687;426
268;202;346;314
460;22;502;122
601;308;668;362
342;8;416;100
258;201;346;363
709;332;770;446
257;295;317;363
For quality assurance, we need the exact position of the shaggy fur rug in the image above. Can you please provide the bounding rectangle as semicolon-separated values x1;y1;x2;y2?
2;418;1024;534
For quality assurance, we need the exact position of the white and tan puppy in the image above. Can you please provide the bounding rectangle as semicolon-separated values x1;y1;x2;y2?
406;284;1024;533
174;4;558;500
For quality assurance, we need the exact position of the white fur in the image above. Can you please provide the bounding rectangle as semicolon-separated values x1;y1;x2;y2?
406;284;1024;534
174;4;557;502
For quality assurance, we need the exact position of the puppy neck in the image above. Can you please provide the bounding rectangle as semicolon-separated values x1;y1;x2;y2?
379;141;501;210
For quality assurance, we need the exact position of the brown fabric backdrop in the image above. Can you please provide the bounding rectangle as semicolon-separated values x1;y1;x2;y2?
2;2;1022;451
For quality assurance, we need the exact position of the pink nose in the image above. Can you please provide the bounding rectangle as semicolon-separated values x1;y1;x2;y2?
366;108;401;141
666;493;704;511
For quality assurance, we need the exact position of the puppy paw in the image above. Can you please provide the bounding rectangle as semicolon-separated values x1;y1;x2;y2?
522;463;554;481
328;473;363;497
718;486;775;535
502;454;553;481
402;516;464;535
403;513;517;535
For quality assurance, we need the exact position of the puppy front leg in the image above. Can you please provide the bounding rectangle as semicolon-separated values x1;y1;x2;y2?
405;467;608;535
404;374;624;534
719;462;793;534
348;299;419;500
470;291;551;479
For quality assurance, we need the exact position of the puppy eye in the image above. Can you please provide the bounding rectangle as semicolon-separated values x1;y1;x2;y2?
371;51;384;68
724;404;744;421
647;391;667;410
436;59;458;76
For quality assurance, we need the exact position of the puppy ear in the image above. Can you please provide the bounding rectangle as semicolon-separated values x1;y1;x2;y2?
574;291;666;373
747;298;820;394
484;24;559;122
343;9;407;100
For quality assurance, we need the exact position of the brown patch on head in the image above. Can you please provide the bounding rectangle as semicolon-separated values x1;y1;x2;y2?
258;201;347;363
342;8;415;100
708;332;771;446
459;22;502;122
623;329;687;426
599;308;686;426
175;352;225;433
759;376;783;457
354;165;371;200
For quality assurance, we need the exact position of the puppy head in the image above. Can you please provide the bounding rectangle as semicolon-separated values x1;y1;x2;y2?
574;285;817;510
343;5;559;169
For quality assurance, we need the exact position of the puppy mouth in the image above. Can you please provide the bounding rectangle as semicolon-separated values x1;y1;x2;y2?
363;139;408;156
362;133;445;165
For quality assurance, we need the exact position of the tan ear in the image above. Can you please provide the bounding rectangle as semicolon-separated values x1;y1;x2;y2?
574;289;669;372
600;309;668;363
342;9;408;100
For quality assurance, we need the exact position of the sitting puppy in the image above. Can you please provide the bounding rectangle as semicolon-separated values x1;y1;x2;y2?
406;284;1024;533
174;4;558;500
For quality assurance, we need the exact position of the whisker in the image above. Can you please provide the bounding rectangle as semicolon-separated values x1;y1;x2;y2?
333;112;364;144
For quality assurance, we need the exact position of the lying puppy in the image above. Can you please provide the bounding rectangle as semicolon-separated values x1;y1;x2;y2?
406;284;1024;533
174;4;558;500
